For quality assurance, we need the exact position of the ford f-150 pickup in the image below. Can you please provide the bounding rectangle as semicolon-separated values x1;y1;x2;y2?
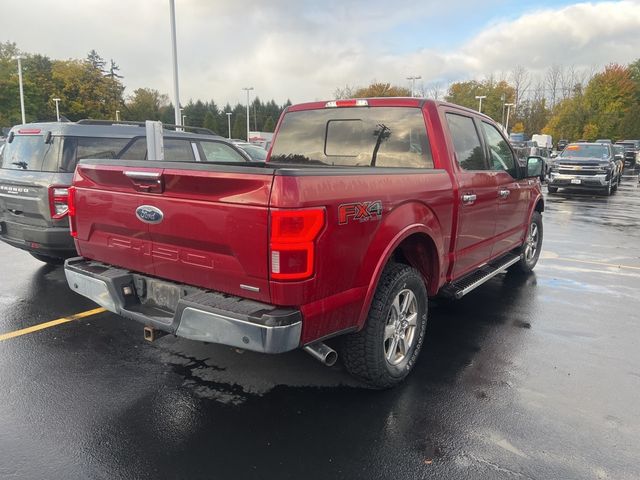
64;98;544;388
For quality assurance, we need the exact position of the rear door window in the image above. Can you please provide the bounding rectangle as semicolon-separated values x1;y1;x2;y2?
61;137;133;172
164;139;195;161
445;113;487;170
1;134;61;171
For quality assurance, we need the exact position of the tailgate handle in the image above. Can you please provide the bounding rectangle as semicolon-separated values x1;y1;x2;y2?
124;171;164;193
124;171;162;181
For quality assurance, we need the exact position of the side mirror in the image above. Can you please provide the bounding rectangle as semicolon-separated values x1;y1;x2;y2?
550;152;558;158
526;156;544;178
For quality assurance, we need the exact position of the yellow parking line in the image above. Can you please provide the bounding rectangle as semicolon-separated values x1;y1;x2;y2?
0;307;107;342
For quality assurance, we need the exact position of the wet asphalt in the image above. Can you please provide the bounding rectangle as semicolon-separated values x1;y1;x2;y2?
1;174;640;480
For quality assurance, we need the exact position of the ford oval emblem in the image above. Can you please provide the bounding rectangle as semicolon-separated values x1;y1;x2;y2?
135;205;164;224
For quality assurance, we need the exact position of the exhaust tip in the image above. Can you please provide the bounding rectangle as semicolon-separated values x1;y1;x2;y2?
324;350;338;367
143;326;154;342
303;342;338;367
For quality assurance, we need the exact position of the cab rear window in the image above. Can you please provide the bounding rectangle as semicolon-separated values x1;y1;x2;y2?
270;106;434;168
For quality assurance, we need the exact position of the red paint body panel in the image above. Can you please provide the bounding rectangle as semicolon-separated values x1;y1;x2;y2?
71;99;542;347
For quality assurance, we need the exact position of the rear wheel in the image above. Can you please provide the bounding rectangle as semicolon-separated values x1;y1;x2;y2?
29;253;64;266
342;263;428;389
511;212;543;273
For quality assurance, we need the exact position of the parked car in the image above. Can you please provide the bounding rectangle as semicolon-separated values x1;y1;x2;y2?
547;142;621;195
612;144;626;175
232;141;268;161
595;139;612;144
64;98;544;388
615;139;640;168
557;139;569;151
0;120;250;264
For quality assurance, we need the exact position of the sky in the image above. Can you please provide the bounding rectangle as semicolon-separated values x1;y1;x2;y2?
2;0;640;106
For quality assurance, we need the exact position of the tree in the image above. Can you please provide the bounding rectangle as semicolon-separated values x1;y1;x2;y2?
353;82;411;97
583;64;636;140
232;112;247;140
125;88;169;121
262;116;275;132
203;111;218;133
334;84;356;99
445;79;515;123
86;49;106;73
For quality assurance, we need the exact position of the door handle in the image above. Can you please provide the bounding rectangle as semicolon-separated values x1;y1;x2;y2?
498;189;510;198
462;194;477;203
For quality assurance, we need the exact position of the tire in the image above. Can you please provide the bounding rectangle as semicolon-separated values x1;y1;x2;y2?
602;179;612;196
29;253;64;265
341;263;428;389
511;211;543;273
547;186;558;194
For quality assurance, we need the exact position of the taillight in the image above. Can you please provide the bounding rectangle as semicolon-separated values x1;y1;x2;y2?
270;208;325;281
67;186;77;238
48;186;70;219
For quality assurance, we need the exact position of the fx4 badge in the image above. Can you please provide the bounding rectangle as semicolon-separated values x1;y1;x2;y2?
338;201;383;225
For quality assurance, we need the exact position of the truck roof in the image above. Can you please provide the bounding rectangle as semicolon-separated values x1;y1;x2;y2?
285;97;495;121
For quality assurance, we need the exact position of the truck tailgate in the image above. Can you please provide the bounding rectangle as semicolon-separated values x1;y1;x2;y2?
72;160;274;303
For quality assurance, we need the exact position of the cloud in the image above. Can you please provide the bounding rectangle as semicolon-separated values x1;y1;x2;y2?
1;1;639;105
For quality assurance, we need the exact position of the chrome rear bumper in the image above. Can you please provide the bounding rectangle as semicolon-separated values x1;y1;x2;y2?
64;257;302;354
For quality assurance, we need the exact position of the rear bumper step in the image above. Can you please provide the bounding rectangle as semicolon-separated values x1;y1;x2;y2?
440;253;521;300
64;257;302;353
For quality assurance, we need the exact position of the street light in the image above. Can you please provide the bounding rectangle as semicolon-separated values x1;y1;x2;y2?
407;75;421;98
504;103;515;133
242;87;254;142
115;110;120;121
11;55;26;124
475;95;486;113
52;98;61;122
169;0;181;126
226;112;232;139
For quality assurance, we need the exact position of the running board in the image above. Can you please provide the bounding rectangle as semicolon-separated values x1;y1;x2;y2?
440;253;521;300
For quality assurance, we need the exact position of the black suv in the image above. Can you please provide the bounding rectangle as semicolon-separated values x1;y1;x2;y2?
0;121;252;264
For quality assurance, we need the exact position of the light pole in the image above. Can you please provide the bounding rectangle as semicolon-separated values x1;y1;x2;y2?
52;98;61;122
12;55;26;124
500;93;506;125
182;114;187;126
115;110;120;121
226;112;232;139
169;0;181;126
504;103;515;133
242;87;254;141
475;95;486;113
407;75;421;97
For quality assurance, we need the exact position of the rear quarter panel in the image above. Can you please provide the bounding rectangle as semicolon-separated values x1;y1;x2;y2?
270;169;454;344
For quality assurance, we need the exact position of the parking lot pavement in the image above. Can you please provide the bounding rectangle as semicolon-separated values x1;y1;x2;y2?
1;177;639;480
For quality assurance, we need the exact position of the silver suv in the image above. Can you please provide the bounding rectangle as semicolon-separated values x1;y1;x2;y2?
0;121;251;264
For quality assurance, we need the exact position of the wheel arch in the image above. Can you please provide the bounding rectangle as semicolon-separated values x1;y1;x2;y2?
356;226;443;331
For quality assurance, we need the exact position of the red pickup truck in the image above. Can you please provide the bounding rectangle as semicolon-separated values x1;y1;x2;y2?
64;98;544;388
